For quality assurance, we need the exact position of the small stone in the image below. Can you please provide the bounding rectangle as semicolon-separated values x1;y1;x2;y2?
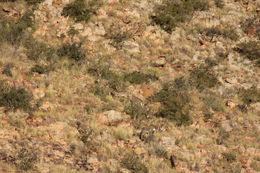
154;57;166;67
226;100;236;109
100;110;130;126
221;120;233;132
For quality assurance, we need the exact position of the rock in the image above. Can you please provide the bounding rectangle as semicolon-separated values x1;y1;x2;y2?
226;100;236;109
99;110;130;126
33;88;45;100
221;120;233;132
153;57;167;67
73;23;84;30
159;137;179;152
123;41;140;53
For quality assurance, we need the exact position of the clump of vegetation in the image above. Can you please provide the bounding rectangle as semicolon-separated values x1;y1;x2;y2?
24;38;56;61
203;112;213;121
222;152;236;162
216;129;229;145
2;63;14;77
57;43;86;61
202;94;225;112
90;84;110;100
124;100;148;120
30;64;53;74
189;66;219;91
214;0;224;8
250;161;260;171
88;59;126;91
202;26;238;41
239;87;260;105
150;80;192;126
121;152;149;173
235;41;260;66
151;0;209;33
0;11;34;45
25;0;45;5
0;81;33;111
62;0;100;22
105;24;134;49
16;148;38;171
241;16;260;39
124;71;158;85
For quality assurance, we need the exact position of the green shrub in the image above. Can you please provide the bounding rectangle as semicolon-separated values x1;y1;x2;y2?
202;95;225;112
222;152;236;162
239;87;260;105
88;60;126;91
62;0;99;22
2;63;14;77
204;112;213;121
214;0;224;8
189;66;219;91
31;64;53;74
16;148;37;171
57;43;86;61
124;100;147;120
124;71;158;84
0;11;34;45
150;80;192;126
203;27;238;41
25;0;45;5
24;38;56;61
151;0;209;33
235;41;260;66
121;152;149;173
0;82;32;111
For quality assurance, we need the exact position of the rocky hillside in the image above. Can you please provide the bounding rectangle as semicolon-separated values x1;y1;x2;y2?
0;0;259;172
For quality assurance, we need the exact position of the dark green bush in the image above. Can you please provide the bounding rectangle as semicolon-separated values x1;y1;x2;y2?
151;0;209;33
31;64;53;74
239;87;260;105
57;43;86;61
235;41;260;66
62;0;99;22
124;71;158;84
150;80;192;126
202;95;225;112
0;81;32;111
189;66;219;91
121;152;149;173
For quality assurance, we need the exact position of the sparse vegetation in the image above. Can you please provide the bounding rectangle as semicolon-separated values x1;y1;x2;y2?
57;43;86;61
121;152;149;173
62;0;100;22
150;80;192;126
214;0;224;8
31;64;53;74
202;26;238;41
124;100;147;120
235;41;260;66
152;0;209;33
0;11;34;45
222;152;236;162
124;71;158;84
16;148;37;171
189;66;219;91
0;81;32;111
239;87;260;105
